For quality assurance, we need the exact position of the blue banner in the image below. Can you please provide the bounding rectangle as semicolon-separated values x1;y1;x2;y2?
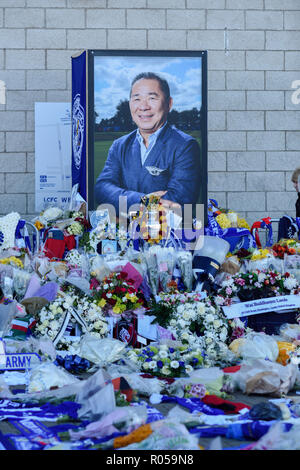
72;51;87;201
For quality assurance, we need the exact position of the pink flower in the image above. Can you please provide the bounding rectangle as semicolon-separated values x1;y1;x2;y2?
235;278;245;286
188;383;206;399
231;327;245;341
226;287;233;295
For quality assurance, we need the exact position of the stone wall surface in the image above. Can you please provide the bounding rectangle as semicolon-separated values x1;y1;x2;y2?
0;0;299;228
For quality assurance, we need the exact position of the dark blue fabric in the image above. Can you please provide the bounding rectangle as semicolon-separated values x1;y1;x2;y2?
95;123;202;214
226;421;293;441
247;310;297;335
160;395;225;415
221;227;256;251
189;426;228;437
277;215;299;242
72;51;87;200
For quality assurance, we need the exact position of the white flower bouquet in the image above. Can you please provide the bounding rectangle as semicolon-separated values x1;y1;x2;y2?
33;287;109;351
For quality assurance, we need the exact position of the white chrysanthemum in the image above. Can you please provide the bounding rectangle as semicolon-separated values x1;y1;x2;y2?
170;360;179;369
148;361;156;369
284;276;298;290
257;272;266;282
213;320;222;329
51;320;59;330
161;366;171;375
206;314;214;323
181;332;190;341
159;350;168;358
197;303;206;315
182;311;192;321
222;277;234;288
177;305;185;314
215;296;225;305
90;332;101;339
220;330;228;342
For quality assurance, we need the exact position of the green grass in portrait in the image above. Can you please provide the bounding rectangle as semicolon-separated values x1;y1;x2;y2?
93;130;202;186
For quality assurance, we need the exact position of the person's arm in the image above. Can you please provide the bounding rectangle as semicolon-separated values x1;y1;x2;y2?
161;139;201;206
94;140;145;213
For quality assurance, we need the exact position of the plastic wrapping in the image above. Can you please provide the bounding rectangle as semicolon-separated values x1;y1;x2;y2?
279;323;300;342
70;406;148;441
0;375;14;398
220;255;241;275
44;261;69;281
63;275;92;297
0;299;18;337
109;371;164;397
0;275;14;298
231;332;279;362
89;255;111;281
284;254;300;282
4;336;57;362
1;380;84;403
245;256;284;274
168;367;225;398
75;368;115;420
74;335;127;366
176;250;193;291
157;247;175;292
12;268;32;301
249;422;300;450
143;249;159;296
119;419;200;450
233;358;299;397
28;362;80;393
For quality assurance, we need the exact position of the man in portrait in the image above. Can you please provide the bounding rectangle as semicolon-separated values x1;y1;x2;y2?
94;72;202;216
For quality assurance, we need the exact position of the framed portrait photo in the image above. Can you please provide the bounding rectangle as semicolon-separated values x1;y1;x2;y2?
72;50;207;225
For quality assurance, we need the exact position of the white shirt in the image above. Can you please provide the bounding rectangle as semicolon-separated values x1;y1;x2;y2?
136;122;167;166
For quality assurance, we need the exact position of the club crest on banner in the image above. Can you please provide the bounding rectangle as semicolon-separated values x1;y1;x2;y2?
72;93;85;171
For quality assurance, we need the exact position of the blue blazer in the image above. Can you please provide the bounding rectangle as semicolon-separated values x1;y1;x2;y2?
94;123;202;214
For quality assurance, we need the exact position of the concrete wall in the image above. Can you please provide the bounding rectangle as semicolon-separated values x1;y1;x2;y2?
0;0;300;227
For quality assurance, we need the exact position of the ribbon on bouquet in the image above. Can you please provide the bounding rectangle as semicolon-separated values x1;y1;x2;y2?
53;292;89;347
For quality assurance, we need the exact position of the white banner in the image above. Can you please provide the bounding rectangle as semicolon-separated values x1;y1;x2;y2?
222;294;300;319
35;103;71;212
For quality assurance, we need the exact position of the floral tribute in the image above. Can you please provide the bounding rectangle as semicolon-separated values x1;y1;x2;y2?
272;243;297;259
66;211;90;236
215;269;300;307
148;292;236;367
127;343;204;378
90;272;144;315
33;286;109;351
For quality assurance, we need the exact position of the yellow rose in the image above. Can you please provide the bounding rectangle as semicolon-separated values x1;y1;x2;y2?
98;298;106;308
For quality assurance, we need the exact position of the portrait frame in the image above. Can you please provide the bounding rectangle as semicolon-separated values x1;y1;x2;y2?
86;49;207;217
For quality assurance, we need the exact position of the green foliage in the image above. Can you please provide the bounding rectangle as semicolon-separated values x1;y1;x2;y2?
147;300;175;329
